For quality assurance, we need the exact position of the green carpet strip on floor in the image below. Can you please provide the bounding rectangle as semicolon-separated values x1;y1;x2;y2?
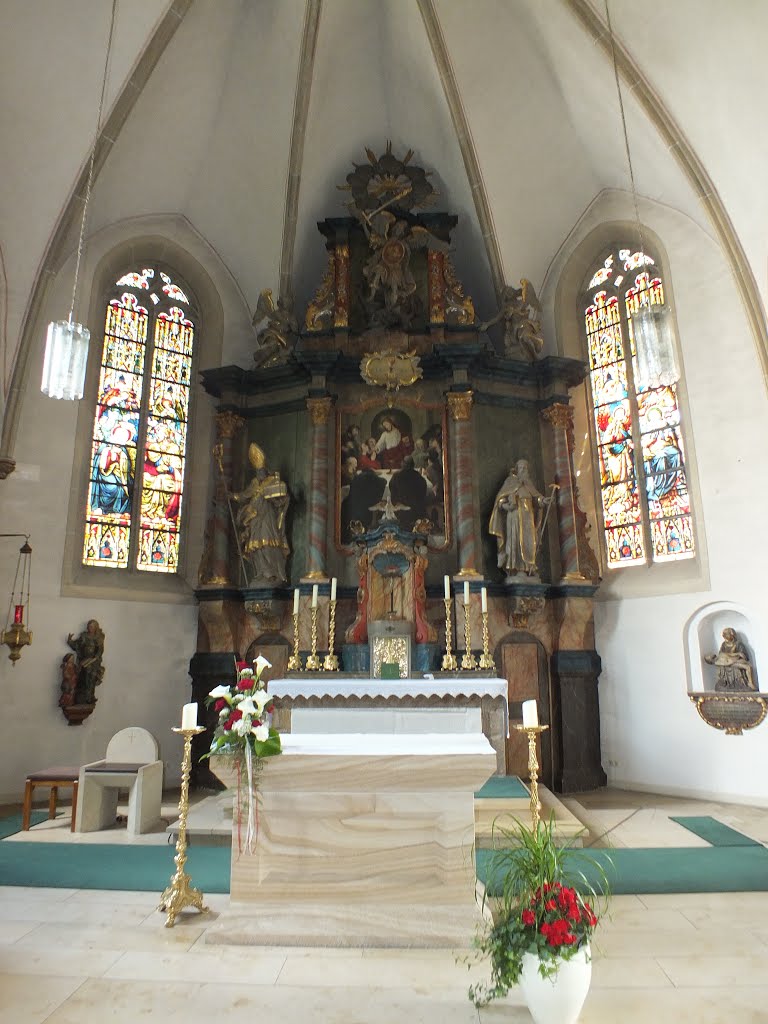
0;841;231;893
670;815;762;847
474;775;529;799
0;812;47;840
476;845;768;896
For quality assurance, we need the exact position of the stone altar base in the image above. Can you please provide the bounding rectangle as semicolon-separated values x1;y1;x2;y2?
207;733;496;947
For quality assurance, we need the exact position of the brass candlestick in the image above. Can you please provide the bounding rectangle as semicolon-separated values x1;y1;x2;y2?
513;724;549;832
461;599;477;671
323;599;339;671
287;610;302;671
158;726;208;928
478;609;495;671
305;605;321;670
441;597;458;670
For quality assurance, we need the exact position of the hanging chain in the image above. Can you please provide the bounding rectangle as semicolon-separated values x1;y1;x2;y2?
68;0;118;325
605;0;645;255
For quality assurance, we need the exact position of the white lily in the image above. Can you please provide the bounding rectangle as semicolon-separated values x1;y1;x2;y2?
237;697;257;716
253;654;272;676
253;723;269;742
208;684;231;699
253;689;269;712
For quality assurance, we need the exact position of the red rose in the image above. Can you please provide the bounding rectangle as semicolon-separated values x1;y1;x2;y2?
214;698;227;712
230;709;243;722
521;909;535;926
545;899;557;911
236;661;248;671
568;906;581;922
237;677;252;691
222;718;234;731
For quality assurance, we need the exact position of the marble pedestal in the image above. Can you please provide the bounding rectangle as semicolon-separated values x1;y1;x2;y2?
207;733;496;947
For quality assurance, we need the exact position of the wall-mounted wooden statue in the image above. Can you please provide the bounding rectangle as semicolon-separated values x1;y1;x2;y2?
59;619;105;725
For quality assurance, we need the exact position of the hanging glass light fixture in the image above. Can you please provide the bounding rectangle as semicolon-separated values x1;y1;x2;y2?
41;1;117;401
1;535;32;666
606;0;679;391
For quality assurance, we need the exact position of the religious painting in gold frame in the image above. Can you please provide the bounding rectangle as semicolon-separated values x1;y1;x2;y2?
335;398;450;551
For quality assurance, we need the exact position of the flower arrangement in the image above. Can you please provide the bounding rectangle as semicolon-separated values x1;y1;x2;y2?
469;814;608;1007
202;655;281;851
204;655;282;761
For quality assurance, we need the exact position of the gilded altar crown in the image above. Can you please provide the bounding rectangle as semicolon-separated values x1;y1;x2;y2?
248;443;266;470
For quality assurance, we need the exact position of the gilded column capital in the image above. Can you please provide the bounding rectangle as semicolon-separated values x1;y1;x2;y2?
446;390;473;422
307;396;334;426
541;403;573;431
215;410;245;440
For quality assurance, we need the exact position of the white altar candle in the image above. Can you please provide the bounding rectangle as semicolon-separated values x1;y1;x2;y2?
293;588;300;615
481;587;488;614
330;577;337;602
444;575;450;600
522;699;538;728
311;584;318;608
181;702;198;730
463;581;470;605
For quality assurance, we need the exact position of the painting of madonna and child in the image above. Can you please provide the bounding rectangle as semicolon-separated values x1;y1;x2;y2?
336;404;449;548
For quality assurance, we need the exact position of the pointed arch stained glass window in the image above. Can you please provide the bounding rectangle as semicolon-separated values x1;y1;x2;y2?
83;267;196;573
583;247;694;568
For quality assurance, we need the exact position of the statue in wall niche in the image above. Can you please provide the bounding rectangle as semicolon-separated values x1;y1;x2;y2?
252;289;298;368
481;279;544;361
232;443;290;585
64;620;106;704
489;459;555;579
704;628;757;692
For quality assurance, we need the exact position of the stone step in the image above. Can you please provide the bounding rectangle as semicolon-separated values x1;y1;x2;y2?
474;785;585;848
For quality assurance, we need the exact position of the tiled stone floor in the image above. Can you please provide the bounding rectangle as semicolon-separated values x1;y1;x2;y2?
1;788;767;1023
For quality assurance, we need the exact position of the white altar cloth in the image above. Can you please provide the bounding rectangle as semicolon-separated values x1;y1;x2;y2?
269;676;509;737
276;732;493;756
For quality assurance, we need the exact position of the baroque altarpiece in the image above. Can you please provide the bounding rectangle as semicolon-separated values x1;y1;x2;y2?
191;146;605;793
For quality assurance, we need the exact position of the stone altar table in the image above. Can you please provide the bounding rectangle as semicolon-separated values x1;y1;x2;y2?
268;675;508;774
206;732;496;947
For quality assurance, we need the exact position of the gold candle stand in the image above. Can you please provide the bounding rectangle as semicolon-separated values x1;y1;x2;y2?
323;599;339;671
461;599;477;671
441;597;458;671
513;724;549;832
158;726;208;928
287;611;302;671
478;609;495;671
305;605;322;670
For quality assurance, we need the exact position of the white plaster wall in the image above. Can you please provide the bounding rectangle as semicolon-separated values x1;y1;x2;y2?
545;191;768;806
0;215;250;803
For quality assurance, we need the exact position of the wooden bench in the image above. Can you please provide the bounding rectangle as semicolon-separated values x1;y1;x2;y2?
22;767;80;832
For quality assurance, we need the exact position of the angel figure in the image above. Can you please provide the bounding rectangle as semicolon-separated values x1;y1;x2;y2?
481;278;545;361
252;289;298;368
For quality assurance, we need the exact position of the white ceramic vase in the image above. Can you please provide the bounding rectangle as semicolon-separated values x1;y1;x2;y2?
519;944;592;1024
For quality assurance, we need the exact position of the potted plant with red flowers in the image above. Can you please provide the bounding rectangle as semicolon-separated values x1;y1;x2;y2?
202;655;281;852
469;814;608;1024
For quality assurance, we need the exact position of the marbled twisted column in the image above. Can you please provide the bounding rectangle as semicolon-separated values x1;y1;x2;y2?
304;396;333;580
209;411;244;584
541;403;597;581
446;391;480;576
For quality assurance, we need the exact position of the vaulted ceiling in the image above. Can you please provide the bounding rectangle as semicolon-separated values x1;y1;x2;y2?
2;0;767;397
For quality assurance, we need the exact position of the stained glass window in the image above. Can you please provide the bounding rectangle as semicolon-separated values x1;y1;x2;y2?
583;247;694;568
83;267;196;573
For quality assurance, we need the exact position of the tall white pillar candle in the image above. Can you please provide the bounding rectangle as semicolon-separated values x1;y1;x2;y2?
481;587;488;613
522;699;538;728
181;702;198;730
293;588;300;615
463;581;470;605
444;575;450;600
311;584;318;608
330;577;337;602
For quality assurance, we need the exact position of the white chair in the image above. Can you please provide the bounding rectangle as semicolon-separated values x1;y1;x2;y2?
75;727;163;835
